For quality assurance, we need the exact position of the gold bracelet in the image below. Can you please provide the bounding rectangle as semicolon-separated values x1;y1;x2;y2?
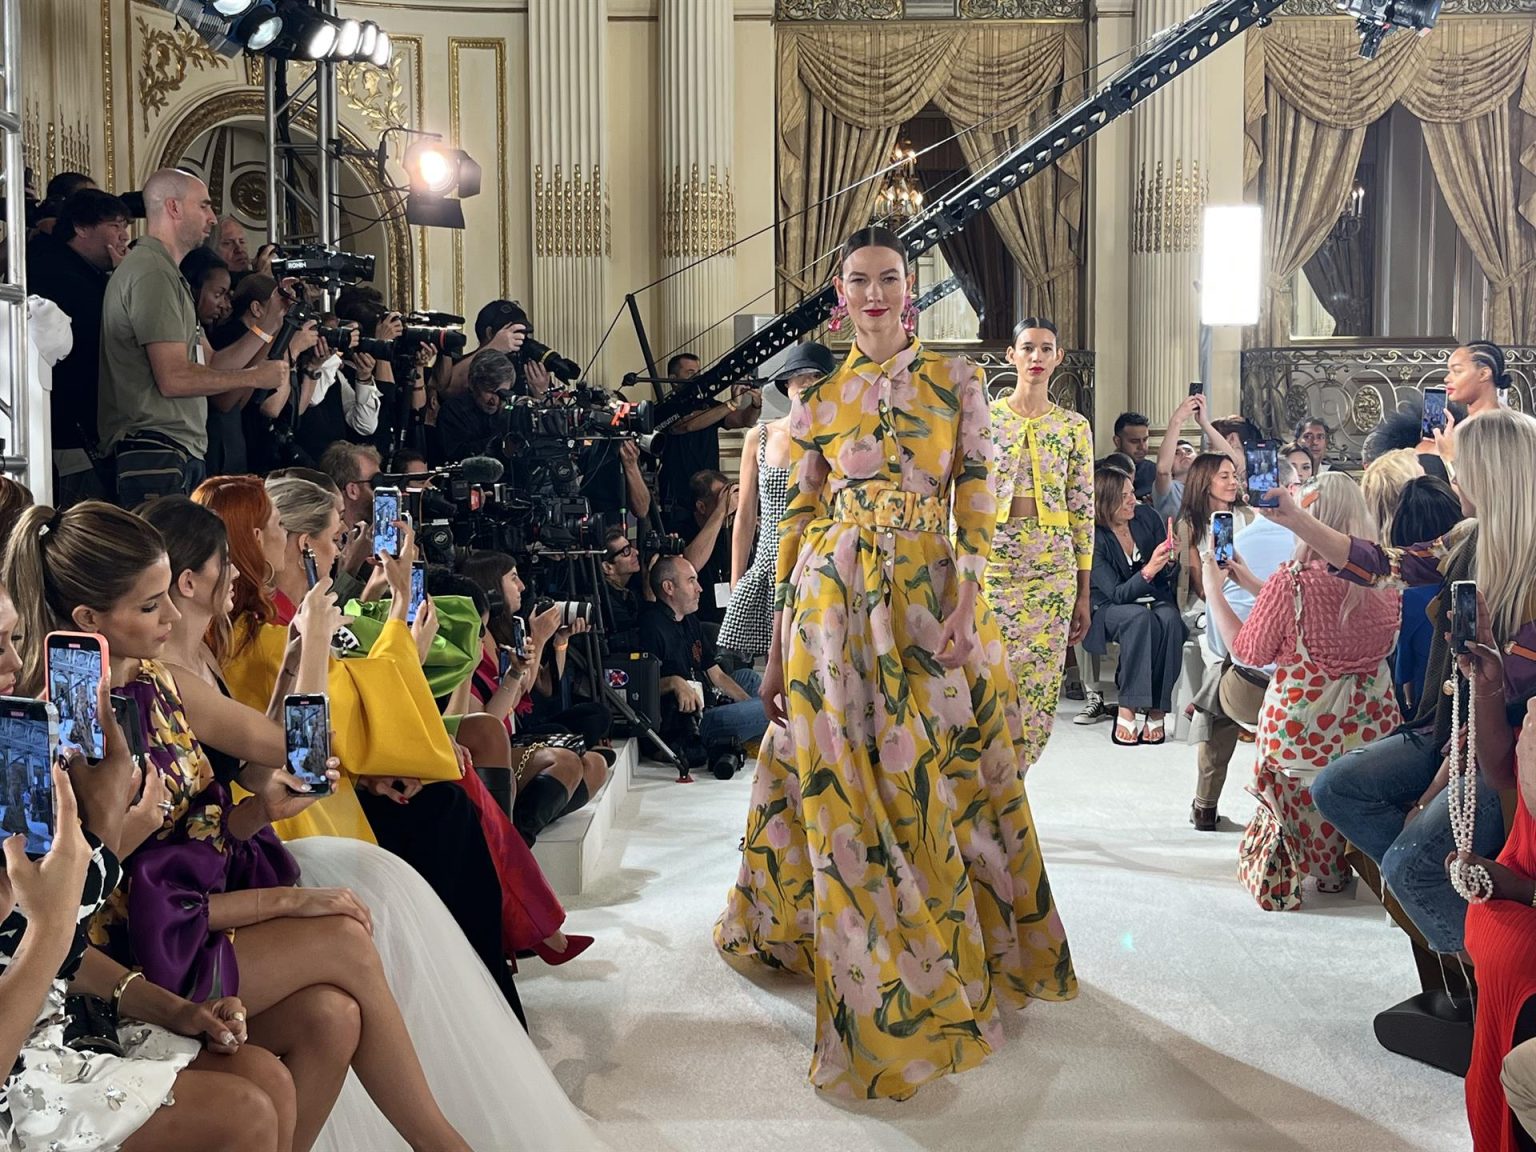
112;969;144;1017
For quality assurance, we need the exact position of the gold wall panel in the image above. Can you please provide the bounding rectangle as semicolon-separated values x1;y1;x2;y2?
448;37;509;315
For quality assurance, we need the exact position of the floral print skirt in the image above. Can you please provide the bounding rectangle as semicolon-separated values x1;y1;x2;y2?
713;517;1076;1100
985;521;1077;771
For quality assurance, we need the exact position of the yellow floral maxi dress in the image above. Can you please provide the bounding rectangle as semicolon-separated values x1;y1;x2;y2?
986;402;1095;770
713;341;1077;1100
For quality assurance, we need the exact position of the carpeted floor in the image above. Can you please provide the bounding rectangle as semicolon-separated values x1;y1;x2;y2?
522;705;1472;1152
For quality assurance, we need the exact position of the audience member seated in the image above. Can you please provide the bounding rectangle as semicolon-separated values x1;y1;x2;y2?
26;188;130;507
1152;394;1241;520
1107;411;1156;500
1086;466;1185;747
1281;442;1317;483
1187;456;1301;831
1361;447;1423;544
600;526;645;646
669;468;737;625
1302;409;1534;959
318;439;383;601
2;500;475;1151
1293;417;1332;472
1206;473;1402;909
1388;477;1465;716
1175;452;1249;613
640;556;768;757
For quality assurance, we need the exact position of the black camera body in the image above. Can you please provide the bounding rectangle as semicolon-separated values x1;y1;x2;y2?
644;531;686;557
270;245;376;287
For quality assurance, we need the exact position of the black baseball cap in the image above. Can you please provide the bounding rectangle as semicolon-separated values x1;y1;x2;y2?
771;342;836;389
474;299;529;343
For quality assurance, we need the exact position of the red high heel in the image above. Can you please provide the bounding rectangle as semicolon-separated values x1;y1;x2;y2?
533;934;594;965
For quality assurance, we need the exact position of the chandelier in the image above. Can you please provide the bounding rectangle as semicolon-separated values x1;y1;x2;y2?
873;140;923;225
1331;178;1366;242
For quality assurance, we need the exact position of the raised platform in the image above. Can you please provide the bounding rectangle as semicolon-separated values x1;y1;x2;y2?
530;738;636;895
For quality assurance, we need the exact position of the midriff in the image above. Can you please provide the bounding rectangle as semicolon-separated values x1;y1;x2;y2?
1007;495;1039;521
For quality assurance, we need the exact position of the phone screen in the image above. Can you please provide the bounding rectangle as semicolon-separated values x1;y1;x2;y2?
406;563;427;625
1452;580;1478;654
1422;387;1449;440
497;646;514;681
372;488;401;557
1211;512;1235;567
0;699;56;855
284;696;333;796
1245;442;1281;508
510;616;528;658
1189;381;1204;397
46;637;104;761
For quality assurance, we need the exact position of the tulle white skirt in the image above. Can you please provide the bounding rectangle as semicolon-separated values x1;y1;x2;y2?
286;837;606;1152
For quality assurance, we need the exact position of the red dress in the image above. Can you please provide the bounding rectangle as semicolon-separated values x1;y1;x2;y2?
272;592;565;954
1466;789;1536;1151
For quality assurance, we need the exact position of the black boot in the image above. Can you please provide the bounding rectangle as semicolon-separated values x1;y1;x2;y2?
1190;801;1218;832
512;773;573;847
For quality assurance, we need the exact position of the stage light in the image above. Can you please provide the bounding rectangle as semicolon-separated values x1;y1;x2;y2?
241;5;282;51
370;31;392;67
358;21;378;57
402;136;482;230
1201;205;1262;327
211;0;255;14
334;18;361;58
409;146;456;194
302;16;337;59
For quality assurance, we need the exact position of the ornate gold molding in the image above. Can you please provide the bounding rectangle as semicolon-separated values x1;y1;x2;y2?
22;98;40;183
57;120;92;181
448;37;510;315
958;0;1087;14
662;163;736;259
136;15;226;122
337;58;408;137
389;35;428;311
1133;158;1205;255
775;0;902;18
1279;0;1536;11
158;90;414;309
103;0;116;188
534;163;609;259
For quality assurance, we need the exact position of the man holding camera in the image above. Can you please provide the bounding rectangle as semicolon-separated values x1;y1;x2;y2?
669;468;737;625
447;299;552;399
438;351;516;462
656;351;761;512
98;169;289;506
601;526;645;647
639;555;766;754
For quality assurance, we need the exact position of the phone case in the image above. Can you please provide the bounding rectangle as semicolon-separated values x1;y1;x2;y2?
44;632;108;760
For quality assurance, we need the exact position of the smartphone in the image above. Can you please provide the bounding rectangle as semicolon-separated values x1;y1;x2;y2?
1189;381;1204;397
1452;580;1478;654
497;646;514;681
1210;510;1235;568
44;632;107;761
510;616;528;658
283;694;332;797
1422;386;1449;440
301;545;320;590
1245;441;1282;508
0;697;59;856
406;560;427;625
372;487;401;557
108;692;145;760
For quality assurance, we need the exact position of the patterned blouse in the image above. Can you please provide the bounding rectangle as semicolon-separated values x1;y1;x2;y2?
989;400;1095;570
1233;560;1401;677
775;340;996;606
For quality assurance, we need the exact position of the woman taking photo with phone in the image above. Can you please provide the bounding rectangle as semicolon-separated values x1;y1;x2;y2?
985;318;1094;770
1203;472;1401;910
1176;452;1249;609
1;500;475;1152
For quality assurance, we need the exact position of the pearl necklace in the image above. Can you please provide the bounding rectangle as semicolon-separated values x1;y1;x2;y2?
1447;666;1494;903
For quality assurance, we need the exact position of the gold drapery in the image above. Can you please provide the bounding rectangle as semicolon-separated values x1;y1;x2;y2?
1245;19;1536;344
776;23;1086;343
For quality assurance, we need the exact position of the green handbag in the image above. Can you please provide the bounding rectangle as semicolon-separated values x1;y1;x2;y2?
341;595;482;697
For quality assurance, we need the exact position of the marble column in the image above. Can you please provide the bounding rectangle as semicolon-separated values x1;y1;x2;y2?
657;0;734;365
529;0;610;380
1128;0;1208;425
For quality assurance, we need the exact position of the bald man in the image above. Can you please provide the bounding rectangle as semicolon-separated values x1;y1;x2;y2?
98;168;288;506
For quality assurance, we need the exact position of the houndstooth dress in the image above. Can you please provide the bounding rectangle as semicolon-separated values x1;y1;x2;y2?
718;429;789;657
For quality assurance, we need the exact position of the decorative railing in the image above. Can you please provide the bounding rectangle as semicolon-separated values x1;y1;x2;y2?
1241;342;1535;465
939;344;1094;423
774;0;1089;20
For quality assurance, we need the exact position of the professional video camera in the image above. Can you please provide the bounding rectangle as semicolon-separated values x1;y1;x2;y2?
269;244;376;288
517;335;582;383
505;385;655;441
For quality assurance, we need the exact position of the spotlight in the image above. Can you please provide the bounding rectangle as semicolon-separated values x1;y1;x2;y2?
334;18;361;59
240;4;282;51
402;136;482;230
358;21;378;57
210;0;255;13
370;31;392;67
302;16;338;59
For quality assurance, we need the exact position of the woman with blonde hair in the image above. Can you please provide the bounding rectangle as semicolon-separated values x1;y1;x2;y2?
1205;471;1402;909
1360;447;1423;542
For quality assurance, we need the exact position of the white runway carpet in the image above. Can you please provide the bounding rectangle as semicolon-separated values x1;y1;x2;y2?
522;706;1471;1152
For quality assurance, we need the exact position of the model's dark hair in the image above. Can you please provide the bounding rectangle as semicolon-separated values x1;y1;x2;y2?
1012;317;1059;343
841;226;906;269
1389;476;1464;548
1464;340;1512;390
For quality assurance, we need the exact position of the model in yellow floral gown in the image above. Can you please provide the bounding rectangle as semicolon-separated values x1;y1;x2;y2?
713;227;1076;1101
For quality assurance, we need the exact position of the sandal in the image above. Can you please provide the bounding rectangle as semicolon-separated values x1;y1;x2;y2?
1140;716;1166;745
1111;715;1141;746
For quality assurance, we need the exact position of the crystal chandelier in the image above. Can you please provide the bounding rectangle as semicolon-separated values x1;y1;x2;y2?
873;140;923;225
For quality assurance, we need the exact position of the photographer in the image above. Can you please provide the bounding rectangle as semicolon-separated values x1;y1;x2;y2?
98;169;288;506
657;351;760;511
438;351;515;462
26;187;129;507
582;435;653;528
640;556;766;754
601;526;644;647
206;214;251;279
670;468;736;624
298;285;410;458
447;300;536;399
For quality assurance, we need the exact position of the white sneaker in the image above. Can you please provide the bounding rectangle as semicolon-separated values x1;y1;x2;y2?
1073;690;1111;725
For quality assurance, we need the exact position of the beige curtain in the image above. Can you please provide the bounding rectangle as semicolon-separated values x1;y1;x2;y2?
776;23;1086;337
1245;19;1536;343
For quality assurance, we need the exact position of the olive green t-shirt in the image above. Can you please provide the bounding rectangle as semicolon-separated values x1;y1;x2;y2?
97;236;208;458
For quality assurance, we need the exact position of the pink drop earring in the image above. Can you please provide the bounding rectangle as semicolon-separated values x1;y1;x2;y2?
901;295;917;335
828;295;848;333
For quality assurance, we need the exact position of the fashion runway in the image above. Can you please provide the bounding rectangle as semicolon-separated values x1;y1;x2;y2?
524;706;1469;1152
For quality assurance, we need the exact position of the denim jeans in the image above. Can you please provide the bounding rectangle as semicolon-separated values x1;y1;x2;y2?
1312;726;1506;953
698;668;768;748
